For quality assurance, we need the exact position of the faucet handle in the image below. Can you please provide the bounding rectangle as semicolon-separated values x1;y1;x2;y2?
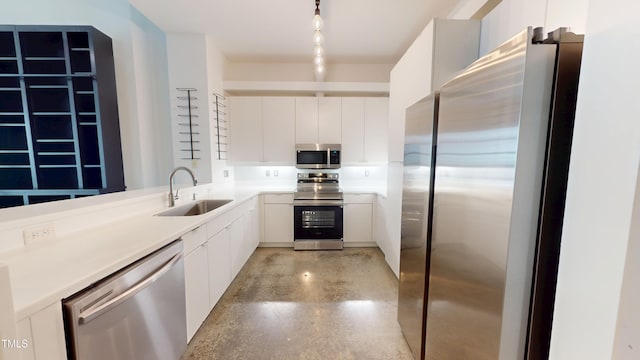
174;188;180;200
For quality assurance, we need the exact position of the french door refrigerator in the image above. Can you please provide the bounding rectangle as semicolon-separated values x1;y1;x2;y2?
398;27;583;360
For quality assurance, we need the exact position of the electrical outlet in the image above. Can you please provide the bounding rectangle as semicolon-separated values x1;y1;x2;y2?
23;223;55;245
365;170;370;177
266;170;271;177
274;169;279;177
223;169;229;178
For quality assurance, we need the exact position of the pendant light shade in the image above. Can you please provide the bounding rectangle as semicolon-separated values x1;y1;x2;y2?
313;0;325;80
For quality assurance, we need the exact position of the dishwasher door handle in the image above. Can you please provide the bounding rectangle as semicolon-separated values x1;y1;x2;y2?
79;252;183;324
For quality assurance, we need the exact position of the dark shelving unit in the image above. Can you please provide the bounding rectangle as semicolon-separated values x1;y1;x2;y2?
0;25;125;208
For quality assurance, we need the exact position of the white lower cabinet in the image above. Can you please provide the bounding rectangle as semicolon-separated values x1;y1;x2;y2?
228;214;247;279
184;240;210;341
15;318;35;360
11;303;67;360
262;194;294;246
183;196;259;342
208;228;231;308
263;204;294;245
343;194;375;244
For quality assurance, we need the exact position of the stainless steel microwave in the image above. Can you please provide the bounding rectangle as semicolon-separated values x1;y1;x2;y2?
296;144;341;169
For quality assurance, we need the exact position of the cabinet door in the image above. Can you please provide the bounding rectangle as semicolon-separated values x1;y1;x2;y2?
208;228;231;308
16;317;35;360
29;303;67;360
247;201;260;252
344;203;373;243
228;214;247;279
318;97;342;144
229;96;263;162
295;97;318;144
341;97;365;163
262;97;295;163
184;244;209;341
264;203;294;244
364;97;389;162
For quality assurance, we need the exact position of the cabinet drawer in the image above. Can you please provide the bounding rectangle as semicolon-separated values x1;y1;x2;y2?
182;225;207;255
263;193;294;204
206;212;232;239
343;193;375;204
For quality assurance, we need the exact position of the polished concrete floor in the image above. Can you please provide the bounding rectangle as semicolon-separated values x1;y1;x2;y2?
182;247;413;360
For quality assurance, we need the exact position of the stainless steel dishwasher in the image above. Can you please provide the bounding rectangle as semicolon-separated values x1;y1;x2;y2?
63;240;186;360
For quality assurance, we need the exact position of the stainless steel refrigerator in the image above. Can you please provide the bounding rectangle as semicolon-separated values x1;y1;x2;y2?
398;27;583;360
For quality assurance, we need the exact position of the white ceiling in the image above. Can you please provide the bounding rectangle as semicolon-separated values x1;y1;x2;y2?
128;0;463;64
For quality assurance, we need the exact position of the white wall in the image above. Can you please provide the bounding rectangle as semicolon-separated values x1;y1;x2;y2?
206;36;234;185
548;0;640;358
0;0;173;190
165;34;213;185
129;7;172;188
234;165;386;191
165;34;232;186
613;165;640;359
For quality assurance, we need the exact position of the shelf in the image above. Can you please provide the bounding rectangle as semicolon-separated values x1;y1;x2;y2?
0;73;95;78
36;139;74;143
32;112;72;116
0;26;123;207
0;165;30;168
28;85;69;89
23;57;65;61
38;164;76;168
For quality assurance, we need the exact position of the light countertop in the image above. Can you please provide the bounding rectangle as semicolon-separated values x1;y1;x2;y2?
0;187;259;320
0;185;380;320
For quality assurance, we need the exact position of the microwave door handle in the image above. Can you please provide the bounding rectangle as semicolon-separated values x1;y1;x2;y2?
327;148;330;168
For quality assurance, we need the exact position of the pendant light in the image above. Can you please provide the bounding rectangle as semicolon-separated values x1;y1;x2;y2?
313;0;325;81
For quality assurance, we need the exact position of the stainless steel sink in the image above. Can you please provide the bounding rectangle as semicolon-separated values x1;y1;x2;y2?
155;199;232;216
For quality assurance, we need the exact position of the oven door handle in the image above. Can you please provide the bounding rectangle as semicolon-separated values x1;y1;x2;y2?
294;200;344;206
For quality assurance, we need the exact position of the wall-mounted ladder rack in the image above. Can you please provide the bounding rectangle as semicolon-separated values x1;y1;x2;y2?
213;92;227;160
176;87;200;160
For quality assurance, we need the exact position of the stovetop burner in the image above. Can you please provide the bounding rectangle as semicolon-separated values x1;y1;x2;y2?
295;172;342;200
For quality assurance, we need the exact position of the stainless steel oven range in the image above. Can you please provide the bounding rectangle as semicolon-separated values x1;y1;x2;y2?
293;172;344;250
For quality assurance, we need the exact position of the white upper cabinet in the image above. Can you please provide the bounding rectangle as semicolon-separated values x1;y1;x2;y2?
229;95;386;164
341;97;366;163
364;97;388;163
229;97;262;162
341;97;389;164
296;97;342;144
318;97;342;144
295;97;318;144
388;19;480;161
262;97;295;163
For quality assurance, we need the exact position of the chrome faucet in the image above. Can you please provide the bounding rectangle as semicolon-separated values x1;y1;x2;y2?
168;166;198;207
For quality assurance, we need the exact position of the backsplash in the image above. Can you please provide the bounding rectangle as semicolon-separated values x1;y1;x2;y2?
233;165;387;191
